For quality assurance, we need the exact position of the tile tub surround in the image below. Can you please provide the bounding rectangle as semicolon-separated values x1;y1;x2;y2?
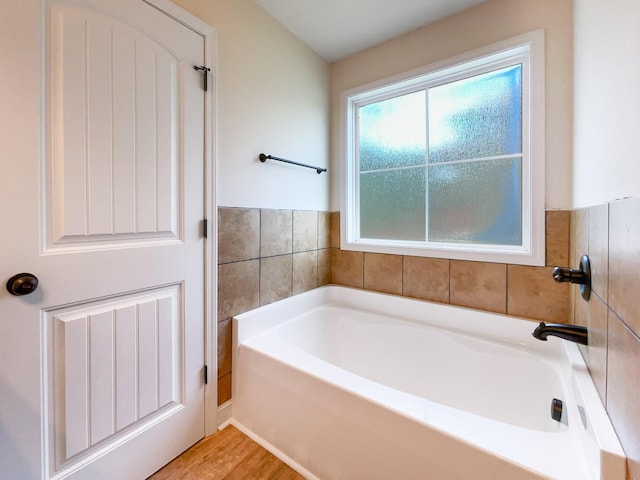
217;208;571;405
329;210;571;321
217;207;331;405
217;203;640;478
570;198;640;480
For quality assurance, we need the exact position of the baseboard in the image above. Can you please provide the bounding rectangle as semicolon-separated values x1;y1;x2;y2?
228;418;319;480
216;400;232;429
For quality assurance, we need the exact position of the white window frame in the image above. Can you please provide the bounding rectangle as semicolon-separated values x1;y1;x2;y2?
340;30;545;266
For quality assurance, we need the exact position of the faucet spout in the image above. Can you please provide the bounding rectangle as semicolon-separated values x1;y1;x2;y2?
532;322;588;345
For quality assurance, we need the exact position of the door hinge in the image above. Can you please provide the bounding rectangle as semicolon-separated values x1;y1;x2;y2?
202;218;208;238
193;65;211;91
204;365;208;385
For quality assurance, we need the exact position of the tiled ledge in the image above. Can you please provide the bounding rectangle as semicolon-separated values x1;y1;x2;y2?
329;210;571;323
216;207;331;404
217;207;331;317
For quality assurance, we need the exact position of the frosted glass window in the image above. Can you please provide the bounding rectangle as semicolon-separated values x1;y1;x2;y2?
360;168;426;241
356;65;523;245
428;158;522;245
343;32;544;265
428;65;522;164
359;91;426;172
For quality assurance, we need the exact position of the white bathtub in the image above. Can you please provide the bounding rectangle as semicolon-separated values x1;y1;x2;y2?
230;286;625;479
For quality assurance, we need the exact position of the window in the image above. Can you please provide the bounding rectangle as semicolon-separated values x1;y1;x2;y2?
341;31;545;265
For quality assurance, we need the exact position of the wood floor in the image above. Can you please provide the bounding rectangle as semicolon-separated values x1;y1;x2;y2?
147;425;306;480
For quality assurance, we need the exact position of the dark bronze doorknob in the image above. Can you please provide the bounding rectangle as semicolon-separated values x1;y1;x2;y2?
6;273;39;296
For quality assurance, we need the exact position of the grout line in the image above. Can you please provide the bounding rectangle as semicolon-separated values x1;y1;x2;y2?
604;204;611;407
258;208;262;306
609;306;640;343
604;310;609;408
605;203;610;306
401;255;404;297
505;263;509;315
290;249;294;296
258;208;263;259
291;210;295;294
447;259;451;304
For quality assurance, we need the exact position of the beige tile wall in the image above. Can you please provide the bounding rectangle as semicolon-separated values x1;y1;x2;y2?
217;207;331;405
330;210;571;322
571;198;640;479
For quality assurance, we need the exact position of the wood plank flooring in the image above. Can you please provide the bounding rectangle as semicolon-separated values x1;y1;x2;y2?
147;425;306;480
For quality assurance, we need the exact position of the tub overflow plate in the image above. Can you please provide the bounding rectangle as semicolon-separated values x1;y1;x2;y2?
551;398;563;422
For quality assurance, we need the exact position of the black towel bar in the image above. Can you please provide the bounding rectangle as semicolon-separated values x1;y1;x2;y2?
259;153;327;174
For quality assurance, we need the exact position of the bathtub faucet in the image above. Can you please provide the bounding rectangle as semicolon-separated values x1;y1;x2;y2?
532;322;588;345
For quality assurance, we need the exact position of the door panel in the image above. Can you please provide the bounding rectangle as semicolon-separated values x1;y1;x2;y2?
48;4;181;247
48;285;182;467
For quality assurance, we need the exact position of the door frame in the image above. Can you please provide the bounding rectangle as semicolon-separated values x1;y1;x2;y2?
142;0;218;436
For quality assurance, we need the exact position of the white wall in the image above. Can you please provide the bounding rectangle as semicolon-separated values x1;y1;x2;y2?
329;0;574;211
174;0;330;211
573;0;640;208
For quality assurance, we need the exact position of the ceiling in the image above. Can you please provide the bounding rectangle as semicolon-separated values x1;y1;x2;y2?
254;0;488;62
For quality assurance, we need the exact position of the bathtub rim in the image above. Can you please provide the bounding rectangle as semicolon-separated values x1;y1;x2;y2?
237;285;564;354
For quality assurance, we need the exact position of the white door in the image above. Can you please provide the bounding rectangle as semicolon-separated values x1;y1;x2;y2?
0;0;210;478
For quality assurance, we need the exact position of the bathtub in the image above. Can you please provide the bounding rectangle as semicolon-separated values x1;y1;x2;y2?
230;286;625;479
